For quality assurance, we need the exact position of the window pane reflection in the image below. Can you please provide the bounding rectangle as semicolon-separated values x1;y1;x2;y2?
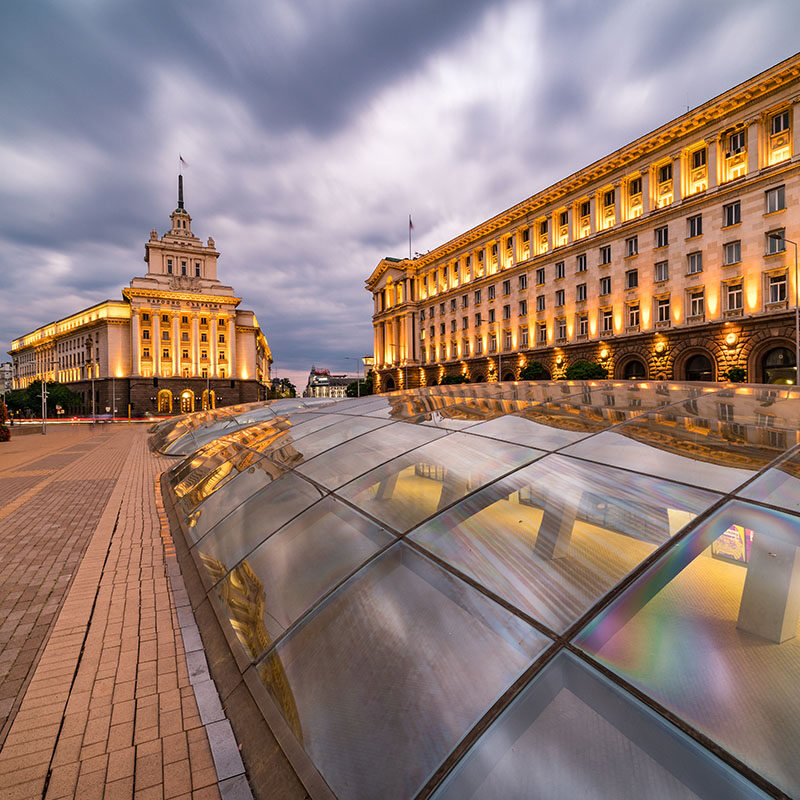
257;543;549;800
575;500;800;798
411;454;716;632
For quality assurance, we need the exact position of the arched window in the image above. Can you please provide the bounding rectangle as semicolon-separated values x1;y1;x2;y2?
623;359;647;380
685;354;713;382
384;376;395;391
180;389;195;414
762;347;797;385
502;372;516;382
157;389;172;413
202;389;216;410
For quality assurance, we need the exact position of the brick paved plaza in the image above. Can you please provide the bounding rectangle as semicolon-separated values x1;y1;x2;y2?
0;425;246;800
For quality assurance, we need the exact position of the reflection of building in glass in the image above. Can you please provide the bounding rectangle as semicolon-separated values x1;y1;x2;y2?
303;367;356;398
157;382;800;799
8;176;271;415
368;55;800;391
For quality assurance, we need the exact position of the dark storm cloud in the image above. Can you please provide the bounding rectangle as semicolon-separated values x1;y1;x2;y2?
2;0;800;389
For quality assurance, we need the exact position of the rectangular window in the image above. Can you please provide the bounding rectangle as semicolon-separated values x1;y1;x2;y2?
576;254;587;273
657;297;670;323
200;317;207;325
161;314;169;323
604;189;615;207
599;276;611;296
488;309;496;323
474;312;482;326
766;185;786;214
474;289;482;304
600;245;611;265
162;349;170;359
200;333;207;343
724;241;741;265
655;226;669;248
475;337;483;355
142;330;150;340
537;322;547;344
450;320;457;333
502;280;511;295
489;334;497;353
687;214;702;238
536;267;546;285
687;252;703;274
440;303;445;315
729;130;746;153
142;348;150;358
536;295;545;312
504;330;513;350
628;303;640;328
769;274;787;303
141;312;150;321
181;331;189;341
518;274;527;290
461;294;468;308
167;259;173;274
771;110;790;135
727;282;743;311
520;326;529;347
654;261;669;283
502;304;511;320
181;261;187;276
430;325;435;338
658;163;672;183
462;316;468;330
578;313;588;337
450;298;457;312
519;299;527;316
218;333;225;343
555;261;565;279
629;177;642;196
462;339;470;357
580;200;591;218
625;236;638;257
767;229;785;254
602;309;613;332
625;269;638;289
691;149;707;169
162;330;169;340
440;323;446;335
420;308;426;321
557;318;567;340
576;283;587;302
689;290;705;317
723;201;741;226
488;285;496;300
195;262;201;277
555;289;565;307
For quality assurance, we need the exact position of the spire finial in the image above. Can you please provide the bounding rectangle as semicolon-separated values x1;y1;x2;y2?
178;174;184;210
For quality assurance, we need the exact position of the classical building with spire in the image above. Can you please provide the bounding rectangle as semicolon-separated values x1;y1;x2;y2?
9;176;272;416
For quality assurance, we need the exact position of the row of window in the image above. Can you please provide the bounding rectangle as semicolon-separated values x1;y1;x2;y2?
420;274;789;348
139;312;223;326
140;330;226;343
141;347;227;362
415;185;786;299
165;258;202;277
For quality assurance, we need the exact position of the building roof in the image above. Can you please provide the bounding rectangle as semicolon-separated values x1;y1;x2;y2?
157;380;800;798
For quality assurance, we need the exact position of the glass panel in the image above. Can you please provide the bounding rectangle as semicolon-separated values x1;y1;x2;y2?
288;415;392;462
338;433;542;534
168;439;248;494
296;422;448;490
575;500;800;798
216;498;394;659
257;544;549;800
434;652;765;800
411;454;717;632
193;473;325;585
467;413;590;450
740;449;800;513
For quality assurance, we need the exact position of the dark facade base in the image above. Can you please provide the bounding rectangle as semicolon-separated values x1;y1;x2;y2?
64;377;265;417
376;313;798;391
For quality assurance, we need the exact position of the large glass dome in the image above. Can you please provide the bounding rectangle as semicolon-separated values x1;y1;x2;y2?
156;380;800;799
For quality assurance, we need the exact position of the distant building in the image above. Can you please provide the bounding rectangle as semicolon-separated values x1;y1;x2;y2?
368;54;800;390
0;362;12;396
8;177;272;415
303;366;356;398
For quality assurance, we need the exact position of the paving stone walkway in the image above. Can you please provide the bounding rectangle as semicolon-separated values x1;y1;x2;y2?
0;425;243;799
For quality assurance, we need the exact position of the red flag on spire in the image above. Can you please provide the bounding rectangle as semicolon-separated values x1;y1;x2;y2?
409;215;414;230
179;154;188;166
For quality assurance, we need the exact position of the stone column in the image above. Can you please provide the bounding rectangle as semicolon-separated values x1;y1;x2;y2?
546;215;554;253
228;316;237;380
153;312;161;377
589;196;596;235
672;154;682;204
706;137;718;190
613;183;621;227
192;314;200;376
641;168;651;214
172;313;180;377
792;99;800;160
565;207;573;245
747;119;760;174
210;317;218;378
131;309;140;376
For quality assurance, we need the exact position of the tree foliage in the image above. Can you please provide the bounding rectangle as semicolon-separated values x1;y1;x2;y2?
269;378;297;398
722;366;747;383
0;399;9;442
440;374;468;385
4;381;81;416
564;360;608;380
345;371;375;397
519;361;547;381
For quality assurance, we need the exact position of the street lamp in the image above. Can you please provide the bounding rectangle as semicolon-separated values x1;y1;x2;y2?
40;358;57;435
84;337;96;424
769;233;799;385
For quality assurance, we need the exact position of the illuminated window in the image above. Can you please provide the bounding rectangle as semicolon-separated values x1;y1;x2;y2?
520;326;529;347
687;252;703;274
723;201;741;227
771;110;789;135
576;283;587;302
628;303;640;328
537;322;547;344
602;308;613;332
769;273;787;303
656;296;670;323
723;241;741;266
556;318;567;341
536;295;545;312
767;229;785;255
655;226;668;248
578;313;588;337
625;236;638;257
689;290;705;318
766;185;786;213
726;281;743;311
555;290;565;307
687;215;702;238
625;269;638;289
599;277;611;296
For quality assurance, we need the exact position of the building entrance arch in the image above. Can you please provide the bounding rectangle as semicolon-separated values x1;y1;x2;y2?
180;389;195;413
157;390;173;414
621;358;647;380
383;376;395;391
762;346;797;384
502;371;516;382
202;389;216;410
684;353;714;381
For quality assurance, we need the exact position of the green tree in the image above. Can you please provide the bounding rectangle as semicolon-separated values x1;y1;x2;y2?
722;366;747;383
519;361;547;381
564;360;608;380
440;374;468;385
4;381;81;416
345;370;375;397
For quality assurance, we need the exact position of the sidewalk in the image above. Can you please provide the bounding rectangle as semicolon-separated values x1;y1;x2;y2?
0;425;243;799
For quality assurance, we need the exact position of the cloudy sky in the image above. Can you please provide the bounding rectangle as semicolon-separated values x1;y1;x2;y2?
3;0;800;389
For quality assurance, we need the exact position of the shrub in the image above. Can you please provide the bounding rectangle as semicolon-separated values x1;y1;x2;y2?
440;374;468;385
564;360;608;380
519;361;547;381
722;366;747;383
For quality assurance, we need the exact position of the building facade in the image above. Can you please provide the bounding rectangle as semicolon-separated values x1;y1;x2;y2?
303;367;356;398
9;177;272;415
367;54;800;391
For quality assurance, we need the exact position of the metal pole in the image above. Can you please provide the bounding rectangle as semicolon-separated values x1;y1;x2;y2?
41;376;47;435
112;376;115;421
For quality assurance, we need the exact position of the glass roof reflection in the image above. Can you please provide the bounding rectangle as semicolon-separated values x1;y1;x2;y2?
153;381;797;799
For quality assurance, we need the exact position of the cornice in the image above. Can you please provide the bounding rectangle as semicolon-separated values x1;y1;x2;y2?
123;288;242;305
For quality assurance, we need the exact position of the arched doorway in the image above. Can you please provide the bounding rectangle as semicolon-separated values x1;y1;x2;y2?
502;371;516;382
474;374;486;382
157;390;173;413
180;389;195;413
685;353;714;381
202;389;216;410
762;346;797;384
622;359;647;380
384;376;395;391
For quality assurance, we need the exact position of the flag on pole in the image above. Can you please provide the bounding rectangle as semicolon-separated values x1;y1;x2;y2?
409;215;414;230
408;214;413;259
179;154;188;167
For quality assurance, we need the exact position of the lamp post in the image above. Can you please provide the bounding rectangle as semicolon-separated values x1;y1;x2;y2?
84;337;96;424
40;358;57;435
769;233;799;385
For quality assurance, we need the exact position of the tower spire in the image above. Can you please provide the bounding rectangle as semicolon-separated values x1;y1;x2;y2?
177;174;184;210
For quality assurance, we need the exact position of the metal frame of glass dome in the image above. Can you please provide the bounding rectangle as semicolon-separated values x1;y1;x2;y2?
155;380;800;799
